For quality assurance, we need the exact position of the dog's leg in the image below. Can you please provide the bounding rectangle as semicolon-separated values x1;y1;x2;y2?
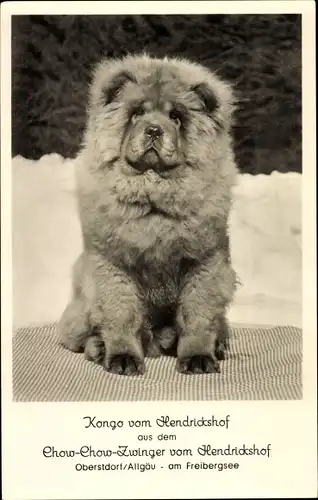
84;335;105;364
176;249;236;374
214;316;231;361
59;253;92;353
147;327;178;357
90;256;147;376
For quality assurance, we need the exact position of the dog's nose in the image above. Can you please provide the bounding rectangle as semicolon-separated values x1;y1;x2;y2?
145;125;163;140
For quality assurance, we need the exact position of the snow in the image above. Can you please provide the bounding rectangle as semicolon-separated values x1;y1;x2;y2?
12;154;302;330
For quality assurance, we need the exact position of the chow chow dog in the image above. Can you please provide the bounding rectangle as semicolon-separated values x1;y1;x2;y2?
59;54;238;375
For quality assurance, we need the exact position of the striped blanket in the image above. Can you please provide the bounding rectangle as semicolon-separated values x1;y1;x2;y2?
12;323;302;401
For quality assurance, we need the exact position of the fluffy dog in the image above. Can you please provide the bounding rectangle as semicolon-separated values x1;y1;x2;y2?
59;54;238;376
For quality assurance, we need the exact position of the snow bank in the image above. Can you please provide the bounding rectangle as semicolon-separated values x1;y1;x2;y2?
12;154;302;329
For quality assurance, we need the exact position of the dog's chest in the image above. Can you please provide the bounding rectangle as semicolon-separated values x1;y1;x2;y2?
134;256;195;311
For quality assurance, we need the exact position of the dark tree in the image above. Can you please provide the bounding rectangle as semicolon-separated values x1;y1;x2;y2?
12;15;301;174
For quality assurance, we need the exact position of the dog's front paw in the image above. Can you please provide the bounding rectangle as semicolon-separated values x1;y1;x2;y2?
103;336;145;376
177;354;220;374
106;354;145;376
177;334;221;374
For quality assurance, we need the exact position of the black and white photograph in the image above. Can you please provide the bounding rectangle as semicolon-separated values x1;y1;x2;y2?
10;11;305;403
2;2;317;499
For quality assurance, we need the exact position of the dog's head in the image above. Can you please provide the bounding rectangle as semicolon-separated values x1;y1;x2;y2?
85;54;236;177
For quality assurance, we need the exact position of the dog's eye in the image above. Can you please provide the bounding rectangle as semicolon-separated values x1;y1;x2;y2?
169;110;182;126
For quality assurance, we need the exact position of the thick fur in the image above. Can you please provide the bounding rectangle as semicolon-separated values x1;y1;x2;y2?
59;54;238;376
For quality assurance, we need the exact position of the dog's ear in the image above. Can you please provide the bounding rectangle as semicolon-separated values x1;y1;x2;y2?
191;83;219;114
191;76;236;131
102;71;136;105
